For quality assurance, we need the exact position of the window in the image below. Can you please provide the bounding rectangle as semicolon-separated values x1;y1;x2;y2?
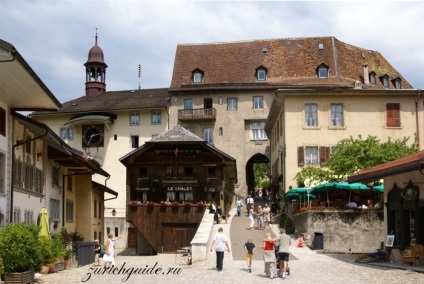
52;164;60;187
305;146;319;166
253;97;263;109
67;175;72;192
330;104;344;127
115;227;119;237
98;201;102;218
66;199;74;221
257;68;267;81
35;169;43;193
184;98;193;110
304;103;318;127
60;127;73;141
203;127;213;144
392;78;401;89
24;210;33;225
318;65;328;78
208;167;216;177
94;200;97;218
380;75;389;88
219;127;223;136
387;103;401;127
50;198;60;219
227;98;237;110
131;135;139;148
193;71;203;83
0;153;5;194
179;191;193;202
24;163;33;190
13;207;21;223
13;158;23;187
0;107;6;137
369;72;376;84
250;122;267;140
218;97;223;105
130;112;140;126
151;111;161;124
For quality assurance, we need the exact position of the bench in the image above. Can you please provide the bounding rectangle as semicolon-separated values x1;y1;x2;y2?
402;244;424;265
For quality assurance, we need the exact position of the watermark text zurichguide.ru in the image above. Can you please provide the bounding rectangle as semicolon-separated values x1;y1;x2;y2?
81;262;182;282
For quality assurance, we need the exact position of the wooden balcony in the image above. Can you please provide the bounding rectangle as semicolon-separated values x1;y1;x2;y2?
178;108;216;121
127;203;206;254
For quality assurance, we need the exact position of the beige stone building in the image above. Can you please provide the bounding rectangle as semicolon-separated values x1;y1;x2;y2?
31;35;169;247
264;37;421;193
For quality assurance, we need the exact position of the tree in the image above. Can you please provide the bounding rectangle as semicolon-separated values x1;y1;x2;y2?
254;163;269;188
295;135;418;186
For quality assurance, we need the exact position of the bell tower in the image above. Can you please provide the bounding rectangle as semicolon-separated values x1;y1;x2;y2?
84;31;107;97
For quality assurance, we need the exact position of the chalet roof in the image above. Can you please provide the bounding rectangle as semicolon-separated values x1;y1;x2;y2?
31;88;169;115
347;151;424;183
170;36;413;91
150;124;204;142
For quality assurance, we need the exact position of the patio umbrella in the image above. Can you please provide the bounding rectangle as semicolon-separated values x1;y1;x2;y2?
372;185;384;193
334;182;369;202
310;182;341;207
39;207;50;239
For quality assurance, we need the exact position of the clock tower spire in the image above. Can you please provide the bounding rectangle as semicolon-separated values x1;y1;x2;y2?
84;29;108;97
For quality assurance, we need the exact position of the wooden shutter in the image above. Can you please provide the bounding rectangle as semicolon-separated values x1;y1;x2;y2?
387;103;400;127
297;147;304;167
320;147;330;165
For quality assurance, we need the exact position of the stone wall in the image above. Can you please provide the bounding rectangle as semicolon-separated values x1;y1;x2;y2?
293;210;384;253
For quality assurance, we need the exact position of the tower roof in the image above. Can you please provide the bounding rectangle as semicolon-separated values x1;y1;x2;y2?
86;33;105;65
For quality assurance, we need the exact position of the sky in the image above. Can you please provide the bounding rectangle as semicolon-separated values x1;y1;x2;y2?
2;0;424;103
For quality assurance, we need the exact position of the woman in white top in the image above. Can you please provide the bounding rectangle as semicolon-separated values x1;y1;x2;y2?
103;234;115;269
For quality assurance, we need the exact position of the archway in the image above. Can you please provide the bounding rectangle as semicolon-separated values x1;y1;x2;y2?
245;153;270;199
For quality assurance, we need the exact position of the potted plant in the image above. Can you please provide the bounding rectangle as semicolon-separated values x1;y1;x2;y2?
50;234;66;272
284;215;295;234
39;236;55;274
0;224;42;283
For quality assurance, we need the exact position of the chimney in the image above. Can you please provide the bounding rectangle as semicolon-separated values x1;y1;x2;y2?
363;64;369;85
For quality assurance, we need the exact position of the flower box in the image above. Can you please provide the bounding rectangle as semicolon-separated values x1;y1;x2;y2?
4;269;34;284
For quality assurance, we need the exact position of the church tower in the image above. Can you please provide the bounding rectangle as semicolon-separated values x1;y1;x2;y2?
84;32;107;96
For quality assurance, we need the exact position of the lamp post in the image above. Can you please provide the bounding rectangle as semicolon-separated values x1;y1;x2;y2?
306;187;311;207
111;209;117;216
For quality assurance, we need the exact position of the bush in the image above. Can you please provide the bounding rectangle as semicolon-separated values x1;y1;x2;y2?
39;236;55;266
0;223;42;273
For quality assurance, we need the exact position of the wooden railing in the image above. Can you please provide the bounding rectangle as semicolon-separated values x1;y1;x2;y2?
178;108;216;121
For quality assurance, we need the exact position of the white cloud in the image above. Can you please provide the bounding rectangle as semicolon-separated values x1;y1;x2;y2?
2;0;424;102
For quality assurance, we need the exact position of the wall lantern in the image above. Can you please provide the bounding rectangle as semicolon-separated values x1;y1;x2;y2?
111;209;116;216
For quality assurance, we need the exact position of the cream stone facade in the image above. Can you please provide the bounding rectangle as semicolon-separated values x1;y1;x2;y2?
267;89;423;192
168;90;272;199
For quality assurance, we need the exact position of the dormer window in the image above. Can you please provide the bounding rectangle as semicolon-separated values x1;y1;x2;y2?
317;64;329;78
256;66;267;81
392;77;402;89
369;72;376;84
192;69;204;84
380;74;389;88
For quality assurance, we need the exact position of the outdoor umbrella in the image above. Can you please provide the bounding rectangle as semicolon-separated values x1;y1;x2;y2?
372;185;384;193
334;182;369;203
286;187;316;207
310;182;342;207
39;207;51;239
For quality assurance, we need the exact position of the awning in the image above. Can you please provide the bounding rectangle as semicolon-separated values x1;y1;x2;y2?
64;114;114;129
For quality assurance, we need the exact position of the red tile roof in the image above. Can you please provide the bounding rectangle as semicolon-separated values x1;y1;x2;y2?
170;36;412;91
348;150;424;183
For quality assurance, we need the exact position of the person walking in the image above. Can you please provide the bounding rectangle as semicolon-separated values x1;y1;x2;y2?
244;239;255;273
246;195;254;216
103;234;115;269
261;233;277;279
275;228;291;279
262;204;271;228
256;205;264;230
210;227;231;271
93;239;101;266
247;207;255;230
236;198;243;217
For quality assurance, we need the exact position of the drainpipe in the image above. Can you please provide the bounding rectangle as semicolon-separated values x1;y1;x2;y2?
415;89;422;149
10;126;48;223
103;175;117;202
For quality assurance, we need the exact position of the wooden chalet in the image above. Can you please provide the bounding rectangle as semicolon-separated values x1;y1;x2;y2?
120;125;237;254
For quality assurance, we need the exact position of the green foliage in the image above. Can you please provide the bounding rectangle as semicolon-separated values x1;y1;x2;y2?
295;135;418;186
51;234;66;259
260;180;270;188
39;236;55;266
68;231;85;243
60;227;72;245
254;163;269;187
0;223;42;273
0;256;4;277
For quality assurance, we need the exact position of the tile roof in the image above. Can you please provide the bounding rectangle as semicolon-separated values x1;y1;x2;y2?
347;151;424;183
150;124;204;142
170;36;413;91
31;88;169;115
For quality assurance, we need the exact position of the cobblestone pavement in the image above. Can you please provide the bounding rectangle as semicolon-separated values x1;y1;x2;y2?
33;208;424;284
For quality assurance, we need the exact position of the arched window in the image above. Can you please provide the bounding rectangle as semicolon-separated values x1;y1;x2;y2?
192;69;204;83
256;67;267;81
317;64;329;78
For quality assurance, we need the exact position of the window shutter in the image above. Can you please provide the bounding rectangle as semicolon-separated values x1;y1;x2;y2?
297;147;304;167
387;103;400;127
320;147;330;165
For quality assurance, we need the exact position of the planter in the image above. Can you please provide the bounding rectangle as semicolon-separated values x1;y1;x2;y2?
54;258;65;272
4;269;34;284
39;265;49;274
